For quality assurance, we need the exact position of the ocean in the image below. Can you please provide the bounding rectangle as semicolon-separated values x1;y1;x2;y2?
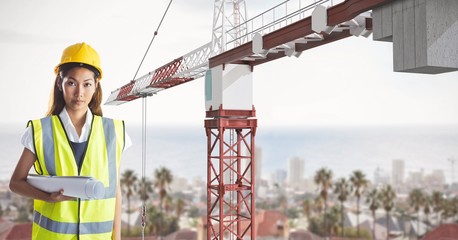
1;123;458;183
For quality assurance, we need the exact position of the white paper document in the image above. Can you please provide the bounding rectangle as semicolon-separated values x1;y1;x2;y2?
27;175;105;200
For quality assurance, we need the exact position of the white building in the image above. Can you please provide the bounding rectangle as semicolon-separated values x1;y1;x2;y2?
287;157;304;189
373;166;390;186
391;159;405;186
269;169;287;187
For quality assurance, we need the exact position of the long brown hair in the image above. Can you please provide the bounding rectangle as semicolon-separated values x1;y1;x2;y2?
46;70;103;116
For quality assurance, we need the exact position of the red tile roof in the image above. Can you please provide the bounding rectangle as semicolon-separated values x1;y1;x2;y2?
0;219;14;240
422;224;458;240
289;229;321;240
165;229;197;240
122;237;156;240
5;222;32;240
204;210;288;238
256;210;287;237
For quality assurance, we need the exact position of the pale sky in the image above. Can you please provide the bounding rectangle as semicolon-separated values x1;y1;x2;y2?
1;0;457;128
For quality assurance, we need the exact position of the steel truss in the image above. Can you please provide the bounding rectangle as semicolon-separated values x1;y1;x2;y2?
205;107;257;240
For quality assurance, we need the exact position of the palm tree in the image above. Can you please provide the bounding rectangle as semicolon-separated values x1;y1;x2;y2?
154;166;173;238
326;206;341;237
154;167;173;206
137;176;154;202
163;194;173;214
350;170;369;237
441;198;452;223
431;191;443;226
147;204;162;236
302;198;313;220
366;188;380;240
278;194;288;214
121;169;138;236
380;185;396;240
136;176;154;233
423;194;431;232
442;197;458;223
314;196;324;216
449;197;458;223
333;177;351;238
175;198;186;220
314;167;333;239
408;188;424;237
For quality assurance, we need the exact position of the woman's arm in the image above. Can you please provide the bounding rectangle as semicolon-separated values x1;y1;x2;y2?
9;148;73;202
112;178;122;239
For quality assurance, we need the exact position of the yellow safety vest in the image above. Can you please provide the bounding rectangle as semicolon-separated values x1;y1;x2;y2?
29;115;125;240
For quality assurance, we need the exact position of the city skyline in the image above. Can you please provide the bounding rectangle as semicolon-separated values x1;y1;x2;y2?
1;124;456;186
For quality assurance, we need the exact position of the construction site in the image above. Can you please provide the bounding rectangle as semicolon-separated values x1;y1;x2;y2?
1;0;458;239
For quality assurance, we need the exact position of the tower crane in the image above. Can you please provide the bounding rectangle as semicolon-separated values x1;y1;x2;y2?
105;0;458;239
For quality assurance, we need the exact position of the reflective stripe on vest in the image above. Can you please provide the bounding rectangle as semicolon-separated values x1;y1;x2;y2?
41;117;55;175
29;115;124;239
33;211;113;234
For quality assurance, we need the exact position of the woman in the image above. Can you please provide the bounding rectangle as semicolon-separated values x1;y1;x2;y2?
10;42;127;240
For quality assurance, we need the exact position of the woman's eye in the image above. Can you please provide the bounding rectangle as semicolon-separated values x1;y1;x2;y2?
67;81;76;86
84;83;92;87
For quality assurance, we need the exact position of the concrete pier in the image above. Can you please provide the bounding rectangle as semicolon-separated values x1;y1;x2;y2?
373;0;458;74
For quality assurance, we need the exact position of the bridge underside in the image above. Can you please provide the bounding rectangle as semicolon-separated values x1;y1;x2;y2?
210;0;458;75
209;0;393;68
373;0;458;74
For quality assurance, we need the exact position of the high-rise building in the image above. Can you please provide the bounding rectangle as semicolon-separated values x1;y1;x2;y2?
392;159;405;186
252;147;263;195
407;169;425;189
424;169;446;190
288;157;304;188
269;169;287;187
373;166;390;186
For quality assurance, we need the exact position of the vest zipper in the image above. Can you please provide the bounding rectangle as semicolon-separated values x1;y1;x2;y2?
77;198;81;240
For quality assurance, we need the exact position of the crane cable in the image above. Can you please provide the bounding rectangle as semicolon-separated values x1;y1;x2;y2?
140;97;147;239
132;0;174;81
133;0;174;239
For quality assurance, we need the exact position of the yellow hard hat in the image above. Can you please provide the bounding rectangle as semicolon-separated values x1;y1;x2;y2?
55;42;103;80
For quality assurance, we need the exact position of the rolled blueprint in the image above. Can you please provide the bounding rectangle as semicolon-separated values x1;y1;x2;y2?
27;175;105;200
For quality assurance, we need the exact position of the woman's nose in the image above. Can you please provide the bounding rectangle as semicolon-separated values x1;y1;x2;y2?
75;85;83;97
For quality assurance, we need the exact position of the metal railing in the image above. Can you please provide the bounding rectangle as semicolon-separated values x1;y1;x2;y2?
106;0;349;105
225;0;344;50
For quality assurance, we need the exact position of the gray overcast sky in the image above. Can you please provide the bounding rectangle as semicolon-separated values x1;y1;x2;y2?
1;0;457;128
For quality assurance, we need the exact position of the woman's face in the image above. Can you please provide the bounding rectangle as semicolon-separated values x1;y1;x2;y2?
59;67;97;113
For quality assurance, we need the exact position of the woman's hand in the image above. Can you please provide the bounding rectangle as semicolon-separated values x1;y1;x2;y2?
49;189;75;203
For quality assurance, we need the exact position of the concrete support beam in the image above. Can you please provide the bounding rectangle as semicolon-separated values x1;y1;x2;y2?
205;64;253;111
373;2;393;42
373;0;458;74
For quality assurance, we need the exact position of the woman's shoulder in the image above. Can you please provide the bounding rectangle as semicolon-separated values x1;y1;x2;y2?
94;115;124;125
27;115;56;125
29;115;55;120
94;115;124;122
